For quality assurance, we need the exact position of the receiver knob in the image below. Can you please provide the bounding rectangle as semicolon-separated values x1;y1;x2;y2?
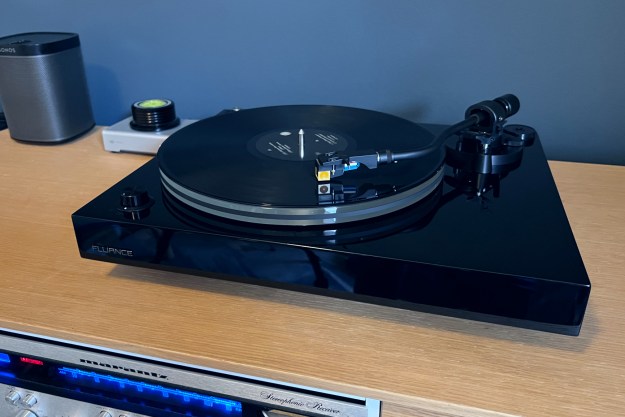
5;390;20;405
15;410;37;417
19;393;37;407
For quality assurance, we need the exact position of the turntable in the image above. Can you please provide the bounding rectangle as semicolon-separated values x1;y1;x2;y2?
72;95;590;336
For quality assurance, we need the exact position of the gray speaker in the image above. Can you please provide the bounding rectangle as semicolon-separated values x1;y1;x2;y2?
0;32;95;143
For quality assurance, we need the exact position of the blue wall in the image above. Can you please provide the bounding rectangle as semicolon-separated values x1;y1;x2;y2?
3;0;624;164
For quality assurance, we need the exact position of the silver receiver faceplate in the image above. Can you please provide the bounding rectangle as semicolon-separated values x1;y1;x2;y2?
0;328;380;417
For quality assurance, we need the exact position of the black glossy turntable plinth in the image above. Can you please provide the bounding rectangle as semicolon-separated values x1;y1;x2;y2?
72;105;590;335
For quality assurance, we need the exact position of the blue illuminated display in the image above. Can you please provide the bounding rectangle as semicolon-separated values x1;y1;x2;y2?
0;371;15;379
1;353;17;379
58;367;242;416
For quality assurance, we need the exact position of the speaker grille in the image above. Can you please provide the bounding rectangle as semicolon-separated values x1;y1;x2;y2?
0;41;94;142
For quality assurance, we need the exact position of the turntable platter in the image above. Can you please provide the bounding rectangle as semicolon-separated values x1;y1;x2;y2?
157;105;444;225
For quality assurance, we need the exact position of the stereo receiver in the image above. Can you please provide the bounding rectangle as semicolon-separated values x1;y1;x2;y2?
0;329;380;417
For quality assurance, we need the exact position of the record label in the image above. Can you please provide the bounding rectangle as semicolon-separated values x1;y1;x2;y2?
254;128;351;161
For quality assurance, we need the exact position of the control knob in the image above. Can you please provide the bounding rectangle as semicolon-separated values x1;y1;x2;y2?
19;393;38;407
5;390;20;405
119;187;154;220
15;410;38;417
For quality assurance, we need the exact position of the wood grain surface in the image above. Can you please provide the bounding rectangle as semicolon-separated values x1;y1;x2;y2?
0;128;623;417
